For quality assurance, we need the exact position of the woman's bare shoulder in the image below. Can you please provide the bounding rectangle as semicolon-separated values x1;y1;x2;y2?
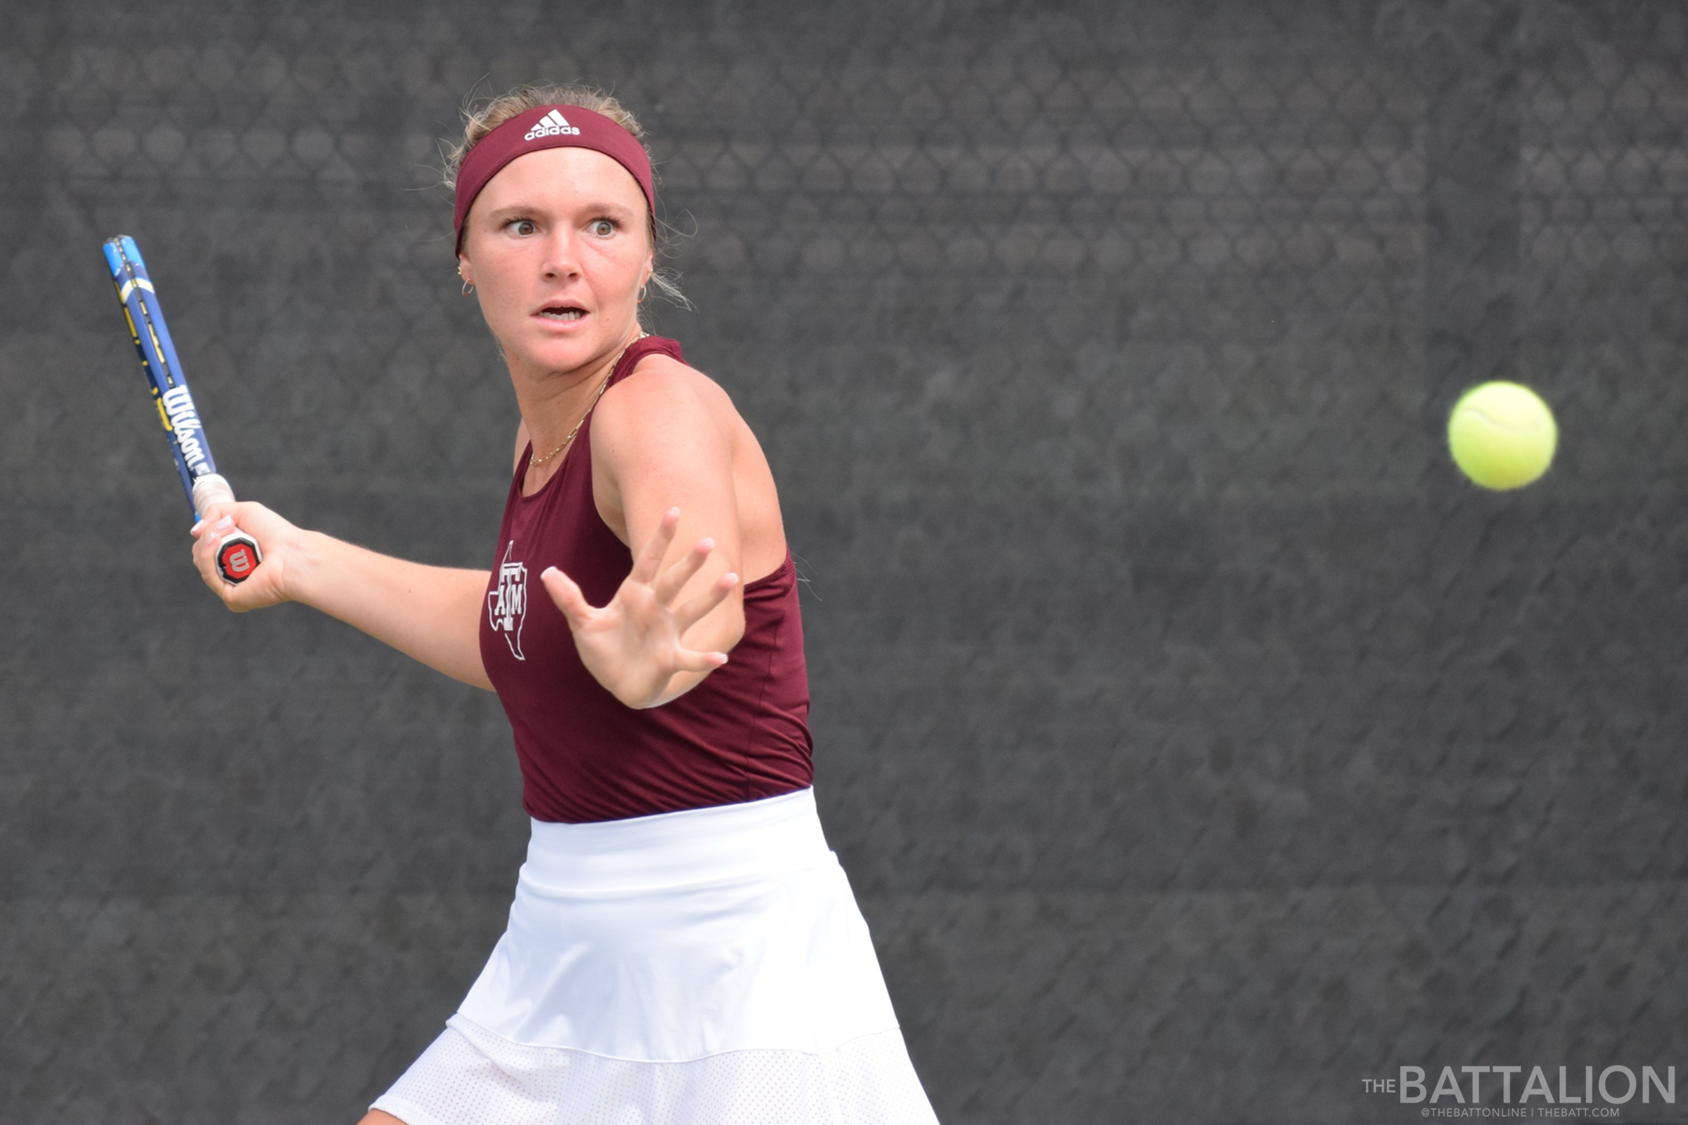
596;353;736;434
615;353;728;399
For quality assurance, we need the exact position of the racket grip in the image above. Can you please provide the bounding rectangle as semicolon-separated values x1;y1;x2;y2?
191;473;264;584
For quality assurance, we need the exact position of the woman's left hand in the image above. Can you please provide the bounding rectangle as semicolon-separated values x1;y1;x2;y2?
540;507;739;708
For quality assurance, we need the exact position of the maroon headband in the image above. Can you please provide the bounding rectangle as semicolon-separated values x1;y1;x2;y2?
453;104;655;251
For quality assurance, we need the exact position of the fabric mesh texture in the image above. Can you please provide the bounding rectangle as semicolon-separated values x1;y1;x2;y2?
371;1018;939;1125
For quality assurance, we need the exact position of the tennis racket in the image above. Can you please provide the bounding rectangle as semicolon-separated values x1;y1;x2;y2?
103;235;262;584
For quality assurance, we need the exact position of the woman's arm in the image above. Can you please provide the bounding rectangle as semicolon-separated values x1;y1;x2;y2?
190;502;494;690
537;358;747;708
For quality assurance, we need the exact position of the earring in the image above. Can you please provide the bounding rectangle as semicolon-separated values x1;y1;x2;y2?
637;282;649;303
462;278;475;296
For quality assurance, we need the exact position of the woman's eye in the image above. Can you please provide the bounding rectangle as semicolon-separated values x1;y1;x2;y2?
590;220;616;237
509;219;537;236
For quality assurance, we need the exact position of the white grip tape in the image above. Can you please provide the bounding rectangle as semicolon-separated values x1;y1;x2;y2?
190;473;236;520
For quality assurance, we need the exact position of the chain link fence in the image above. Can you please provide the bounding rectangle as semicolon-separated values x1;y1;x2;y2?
4;1;1688;1121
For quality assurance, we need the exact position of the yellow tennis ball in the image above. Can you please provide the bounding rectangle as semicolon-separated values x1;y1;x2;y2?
1447;381;1558;490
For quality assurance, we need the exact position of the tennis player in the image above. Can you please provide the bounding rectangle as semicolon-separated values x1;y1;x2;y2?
189;86;939;1124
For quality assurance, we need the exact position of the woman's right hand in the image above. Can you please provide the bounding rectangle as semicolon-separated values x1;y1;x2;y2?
187;503;494;688
190;501;302;611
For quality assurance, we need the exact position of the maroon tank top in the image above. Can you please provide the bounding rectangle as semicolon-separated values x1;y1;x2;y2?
479;336;814;823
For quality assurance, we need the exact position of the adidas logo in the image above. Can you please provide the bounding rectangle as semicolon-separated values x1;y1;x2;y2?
524;109;581;141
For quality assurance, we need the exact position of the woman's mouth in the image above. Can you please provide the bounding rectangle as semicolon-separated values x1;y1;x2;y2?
536;305;585;322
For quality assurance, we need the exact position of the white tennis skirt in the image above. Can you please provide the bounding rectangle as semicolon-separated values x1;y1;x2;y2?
371;788;939;1125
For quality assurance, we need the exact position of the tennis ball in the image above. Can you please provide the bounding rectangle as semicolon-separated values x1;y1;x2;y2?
1447;381;1557;490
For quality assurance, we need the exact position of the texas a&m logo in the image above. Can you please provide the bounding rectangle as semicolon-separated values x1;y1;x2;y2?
487;541;528;660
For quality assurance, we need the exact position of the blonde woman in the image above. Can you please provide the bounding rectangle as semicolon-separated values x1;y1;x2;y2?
190;86;938;1124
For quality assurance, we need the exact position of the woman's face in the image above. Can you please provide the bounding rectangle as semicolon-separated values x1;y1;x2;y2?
458;146;652;378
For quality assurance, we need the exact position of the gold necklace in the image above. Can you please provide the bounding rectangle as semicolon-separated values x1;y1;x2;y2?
529;333;649;468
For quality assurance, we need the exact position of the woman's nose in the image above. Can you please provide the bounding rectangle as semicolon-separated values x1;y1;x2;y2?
540;231;580;278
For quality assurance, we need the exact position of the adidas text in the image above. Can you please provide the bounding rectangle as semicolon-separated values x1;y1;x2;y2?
525;109;581;141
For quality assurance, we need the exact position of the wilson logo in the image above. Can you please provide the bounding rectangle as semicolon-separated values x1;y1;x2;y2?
158;384;208;470
524;109;580;140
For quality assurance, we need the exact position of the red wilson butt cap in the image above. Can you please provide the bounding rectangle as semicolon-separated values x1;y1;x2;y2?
453;105;655;251
218;540;258;581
